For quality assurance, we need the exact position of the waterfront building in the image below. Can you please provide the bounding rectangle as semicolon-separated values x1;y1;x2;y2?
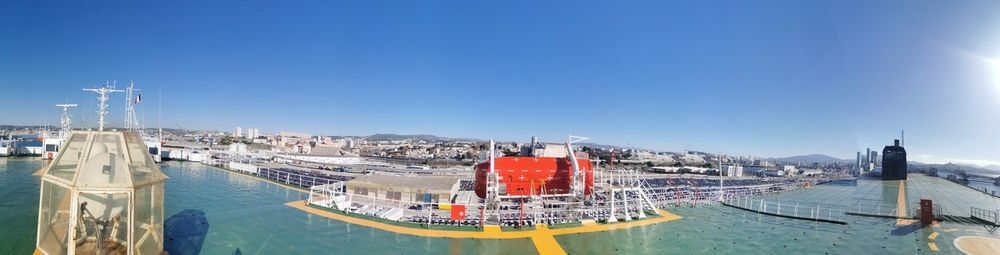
346;175;457;204
274;153;361;165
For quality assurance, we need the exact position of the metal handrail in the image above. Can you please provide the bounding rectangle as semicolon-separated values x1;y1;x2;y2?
723;196;847;223
971;207;999;224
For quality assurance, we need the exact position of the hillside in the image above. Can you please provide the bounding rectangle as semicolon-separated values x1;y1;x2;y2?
772;154;849;164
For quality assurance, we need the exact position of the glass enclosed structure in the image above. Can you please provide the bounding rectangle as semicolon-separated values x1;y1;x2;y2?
36;131;167;255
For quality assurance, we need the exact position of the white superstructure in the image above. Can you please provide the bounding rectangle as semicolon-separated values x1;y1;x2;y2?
42;104;78;160
0;139;13;157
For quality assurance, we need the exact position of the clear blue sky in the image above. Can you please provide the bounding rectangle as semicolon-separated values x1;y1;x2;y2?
2;1;1000;164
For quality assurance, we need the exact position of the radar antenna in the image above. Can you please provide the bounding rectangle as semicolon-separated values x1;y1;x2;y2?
83;82;124;132
55;104;78;134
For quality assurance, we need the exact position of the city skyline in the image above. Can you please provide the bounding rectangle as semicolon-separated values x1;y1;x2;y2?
2;1;1000;165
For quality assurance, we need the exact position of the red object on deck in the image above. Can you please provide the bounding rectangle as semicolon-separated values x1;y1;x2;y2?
451;205;466;221
920;199;934;226
474;156;593;199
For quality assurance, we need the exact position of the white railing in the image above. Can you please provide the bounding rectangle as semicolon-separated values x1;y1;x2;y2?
972;207;999;225
847;200;900;218
723;196;847;223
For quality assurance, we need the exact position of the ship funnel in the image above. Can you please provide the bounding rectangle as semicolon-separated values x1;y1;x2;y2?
894;139;900;147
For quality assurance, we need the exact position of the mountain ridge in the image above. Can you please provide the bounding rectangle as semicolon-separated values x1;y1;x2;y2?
770;154;850;164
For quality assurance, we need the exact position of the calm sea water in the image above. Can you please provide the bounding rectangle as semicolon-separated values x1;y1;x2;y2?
2;157;998;254
0;158;42;254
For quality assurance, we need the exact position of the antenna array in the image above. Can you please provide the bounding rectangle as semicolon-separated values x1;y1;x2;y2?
83;82;124;132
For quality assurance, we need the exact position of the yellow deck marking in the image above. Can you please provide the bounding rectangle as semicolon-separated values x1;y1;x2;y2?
484;225;502;233
928;242;939;251
944;228;960;232
896;180;909;226
287;200;682;254
929;232;939;240
530;225;567;255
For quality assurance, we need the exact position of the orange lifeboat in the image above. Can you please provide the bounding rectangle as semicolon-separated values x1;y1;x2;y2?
474;156;593;198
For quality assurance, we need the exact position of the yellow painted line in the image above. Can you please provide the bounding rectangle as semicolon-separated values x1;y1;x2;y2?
287;200;682;254
896;180;909;226
530;224;567;255
288;200;528;239
547;210;682;236
929;232;939;240
928;242;939;251
288;200;680;238
943;228;960;232
484;225;502;233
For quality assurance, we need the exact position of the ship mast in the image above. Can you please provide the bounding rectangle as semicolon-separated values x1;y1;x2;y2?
486;139;498;217
55;104;78;136
125;81;143;133
83;82;124;132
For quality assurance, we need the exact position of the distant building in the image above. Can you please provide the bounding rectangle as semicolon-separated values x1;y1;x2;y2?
798;168;823;177
229;143;247;153
869;151;879;166
246;128;259;139
235;127;242;137
650;166;683;173
882;139;906;180
274;153;361;165
856;151;861;168
279;131;311;138
538;143;568;158
865;148;871;172
744;166;768;176
345;175;458;204
856;151;863;176
722;165;744;177
782;165;796;175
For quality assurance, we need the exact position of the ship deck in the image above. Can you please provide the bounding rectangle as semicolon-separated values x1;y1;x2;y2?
287;200;682;255
7;159;1000;254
